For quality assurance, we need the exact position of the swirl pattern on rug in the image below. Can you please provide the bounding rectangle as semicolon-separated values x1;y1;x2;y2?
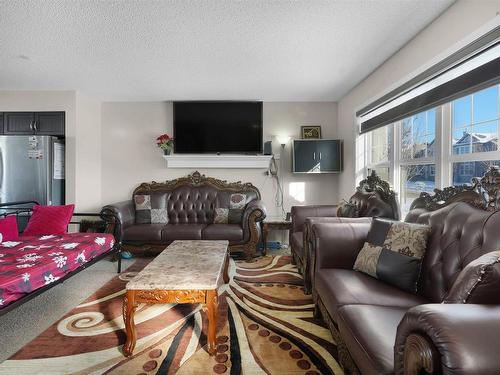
0;255;342;374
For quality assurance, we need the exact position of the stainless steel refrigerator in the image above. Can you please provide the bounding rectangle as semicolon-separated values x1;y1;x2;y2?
0;136;65;205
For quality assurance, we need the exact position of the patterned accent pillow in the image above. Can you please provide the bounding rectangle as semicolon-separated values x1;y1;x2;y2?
229;194;246;224
134;195;151;224
151;209;168;224
134;194;168;224
230;193;247;209
353;219;430;293
214;208;229;224
134;194;151;209
213;194;247;225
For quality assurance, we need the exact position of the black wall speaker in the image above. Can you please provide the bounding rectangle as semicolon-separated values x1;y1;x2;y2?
264;141;272;155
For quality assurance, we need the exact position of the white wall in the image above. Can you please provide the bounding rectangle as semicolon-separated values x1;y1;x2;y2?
337;0;500;200
101;101;338;216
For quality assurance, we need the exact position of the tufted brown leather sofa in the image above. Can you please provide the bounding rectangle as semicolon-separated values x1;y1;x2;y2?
311;169;500;374
290;171;399;294
101;171;266;259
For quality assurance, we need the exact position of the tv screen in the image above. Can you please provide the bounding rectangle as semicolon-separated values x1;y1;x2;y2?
173;101;263;154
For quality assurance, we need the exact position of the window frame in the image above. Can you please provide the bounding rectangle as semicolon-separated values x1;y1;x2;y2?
360;83;500;217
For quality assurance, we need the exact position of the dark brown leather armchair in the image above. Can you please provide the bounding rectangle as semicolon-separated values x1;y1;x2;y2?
291;171;399;294
101;171;266;259
310;167;500;375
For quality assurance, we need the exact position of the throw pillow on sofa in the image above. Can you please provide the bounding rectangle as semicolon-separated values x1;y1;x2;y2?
0;215;19;241
23;204;75;236
134;194;169;224
214;193;247;224
353;218;430;293
444;251;500;304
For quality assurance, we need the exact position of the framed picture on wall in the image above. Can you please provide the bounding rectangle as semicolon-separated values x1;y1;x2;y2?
301;126;322;139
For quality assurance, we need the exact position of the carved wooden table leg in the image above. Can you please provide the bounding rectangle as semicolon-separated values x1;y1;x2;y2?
206;289;218;355
123;290;138;357
223;252;230;284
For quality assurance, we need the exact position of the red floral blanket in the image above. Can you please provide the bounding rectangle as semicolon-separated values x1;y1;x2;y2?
0;233;115;309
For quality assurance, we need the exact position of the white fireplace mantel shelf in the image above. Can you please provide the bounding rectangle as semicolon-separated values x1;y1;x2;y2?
163;154;273;169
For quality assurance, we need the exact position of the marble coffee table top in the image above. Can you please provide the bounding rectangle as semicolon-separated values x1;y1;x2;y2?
126;240;229;291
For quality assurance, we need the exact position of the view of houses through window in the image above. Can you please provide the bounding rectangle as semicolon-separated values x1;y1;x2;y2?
363;84;500;215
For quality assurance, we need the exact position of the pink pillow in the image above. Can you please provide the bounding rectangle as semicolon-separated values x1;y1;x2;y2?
23;204;75;236
0;215;19;241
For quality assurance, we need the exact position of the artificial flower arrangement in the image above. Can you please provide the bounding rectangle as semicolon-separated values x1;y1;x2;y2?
156;133;174;154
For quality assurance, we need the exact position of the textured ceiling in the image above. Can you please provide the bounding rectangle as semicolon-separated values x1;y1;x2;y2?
0;0;454;101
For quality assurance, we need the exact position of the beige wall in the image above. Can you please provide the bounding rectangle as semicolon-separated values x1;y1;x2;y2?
75;92;102;211
0;93;339;215
337;0;500;200
101;101;339;216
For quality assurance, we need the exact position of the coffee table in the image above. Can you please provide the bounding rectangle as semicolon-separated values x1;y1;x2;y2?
123;240;230;357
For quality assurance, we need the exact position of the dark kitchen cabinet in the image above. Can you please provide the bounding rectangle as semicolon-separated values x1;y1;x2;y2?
293;139;343;173
35;112;65;135
3;112;35;134
2;111;65;136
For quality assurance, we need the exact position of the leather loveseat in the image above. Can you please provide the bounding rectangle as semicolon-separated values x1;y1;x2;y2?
101;171;266;259
311;168;500;374
290;171;399;293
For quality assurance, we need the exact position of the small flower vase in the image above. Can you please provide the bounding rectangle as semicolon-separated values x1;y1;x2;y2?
163;149;171;155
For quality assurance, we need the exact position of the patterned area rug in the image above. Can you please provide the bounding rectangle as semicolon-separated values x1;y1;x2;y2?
0;255;343;375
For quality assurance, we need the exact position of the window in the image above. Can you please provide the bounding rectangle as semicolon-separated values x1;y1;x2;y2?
371;125;391;164
400;164;435;213
453;160;500;185
452;86;499;155
429;165;435;176
366;125;392;184
401;109;436;160
359;83;500;216
398;108;437;212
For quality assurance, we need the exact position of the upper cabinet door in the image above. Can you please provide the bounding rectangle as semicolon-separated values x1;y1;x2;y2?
34;112;65;135
293;140;320;173
318;140;343;172
3;112;36;134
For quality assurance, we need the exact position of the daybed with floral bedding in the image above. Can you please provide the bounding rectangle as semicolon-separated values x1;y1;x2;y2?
0;201;118;315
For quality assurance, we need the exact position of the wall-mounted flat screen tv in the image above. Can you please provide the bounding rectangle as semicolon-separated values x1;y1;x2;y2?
173;101;263;154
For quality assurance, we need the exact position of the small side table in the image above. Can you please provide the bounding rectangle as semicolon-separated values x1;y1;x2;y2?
261;217;292;255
